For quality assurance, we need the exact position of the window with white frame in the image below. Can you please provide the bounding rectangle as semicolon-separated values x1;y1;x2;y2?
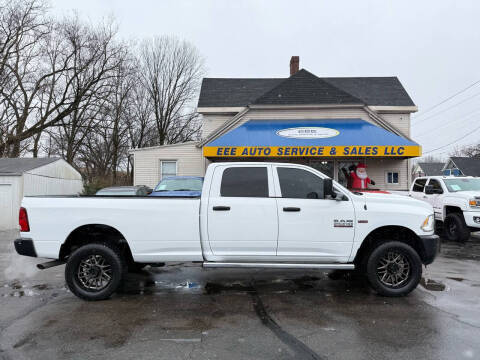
386;171;399;184
160;160;177;180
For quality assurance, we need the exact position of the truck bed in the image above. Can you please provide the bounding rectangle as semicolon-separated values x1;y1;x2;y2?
21;196;203;262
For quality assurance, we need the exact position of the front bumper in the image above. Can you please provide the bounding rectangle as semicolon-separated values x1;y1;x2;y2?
14;238;37;258
462;211;480;228
418;234;440;265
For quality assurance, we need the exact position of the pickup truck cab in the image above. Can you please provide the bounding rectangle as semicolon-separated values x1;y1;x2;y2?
410;175;480;242
15;162;439;301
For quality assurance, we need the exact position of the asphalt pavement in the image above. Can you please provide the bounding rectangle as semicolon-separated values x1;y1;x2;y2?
0;230;479;360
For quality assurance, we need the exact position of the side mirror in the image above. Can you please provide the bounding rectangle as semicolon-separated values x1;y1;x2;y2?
424;185;434;195
324;178;336;198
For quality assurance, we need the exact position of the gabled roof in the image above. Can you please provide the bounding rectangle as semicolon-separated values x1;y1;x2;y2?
252;69;363;105
0;157;60;175
448;157;480;177
198;78;282;107
198;69;416;108
417;162;445;176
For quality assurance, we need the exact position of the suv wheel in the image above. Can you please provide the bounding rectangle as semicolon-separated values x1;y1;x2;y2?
65;243;126;301
366;241;422;297
444;213;470;242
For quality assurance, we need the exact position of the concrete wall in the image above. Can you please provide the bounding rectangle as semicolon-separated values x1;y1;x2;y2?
133;142;205;188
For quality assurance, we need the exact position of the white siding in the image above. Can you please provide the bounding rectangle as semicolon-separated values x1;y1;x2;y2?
23;159;83;196
379;113;411;137
201;114;233;139
235;108;375;127
0;175;22;230
366;158;409;191
133;143;205;188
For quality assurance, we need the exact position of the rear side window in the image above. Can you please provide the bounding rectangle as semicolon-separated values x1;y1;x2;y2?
413;178;427;192
277;167;324;199
428;179;443;193
220;167;268;197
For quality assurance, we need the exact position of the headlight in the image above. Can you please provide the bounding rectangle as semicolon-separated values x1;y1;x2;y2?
421;214;434;232
469;199;480;208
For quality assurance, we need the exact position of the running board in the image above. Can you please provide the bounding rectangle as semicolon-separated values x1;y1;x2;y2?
203;262;355;270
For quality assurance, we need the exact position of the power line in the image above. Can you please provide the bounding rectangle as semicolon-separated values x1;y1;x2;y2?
413;79;480;121
414;108;480;138
423;122;480;155
413;90;480;126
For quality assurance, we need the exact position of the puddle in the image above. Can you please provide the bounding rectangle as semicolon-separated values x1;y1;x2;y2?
421;278;446;291
446;277;465;282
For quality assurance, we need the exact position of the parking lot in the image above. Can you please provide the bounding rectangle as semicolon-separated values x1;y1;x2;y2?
0;231;479;360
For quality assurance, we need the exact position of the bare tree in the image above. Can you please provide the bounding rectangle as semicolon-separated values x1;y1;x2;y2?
0;5;125;157
450;143;480;158
138;36;204;146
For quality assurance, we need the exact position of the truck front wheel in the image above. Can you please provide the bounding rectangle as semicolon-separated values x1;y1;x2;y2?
444;213;470;242
65;243;127;301
366;241;422;297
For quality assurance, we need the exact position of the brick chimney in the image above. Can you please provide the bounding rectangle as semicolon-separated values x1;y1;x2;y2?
290;56;299;76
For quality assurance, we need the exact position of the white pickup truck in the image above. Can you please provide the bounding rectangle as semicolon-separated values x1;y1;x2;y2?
15;162;439;300
410;176;480;242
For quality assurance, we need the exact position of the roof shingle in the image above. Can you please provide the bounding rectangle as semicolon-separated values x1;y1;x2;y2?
0;157;60;175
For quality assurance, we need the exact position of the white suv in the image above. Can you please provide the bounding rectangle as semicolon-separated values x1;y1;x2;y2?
409;176;480;242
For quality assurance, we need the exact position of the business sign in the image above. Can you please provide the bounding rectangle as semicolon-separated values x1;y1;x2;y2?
203;145;422;157
276;127;339;139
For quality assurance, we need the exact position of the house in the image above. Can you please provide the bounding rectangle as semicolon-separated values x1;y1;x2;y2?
0;158;83;230
412;162;445;179
443;157;480;176
130;57;420;191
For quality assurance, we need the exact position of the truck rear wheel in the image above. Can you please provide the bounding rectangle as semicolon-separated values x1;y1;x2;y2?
444;213;470;242
366;241;422;297
65;243;126;301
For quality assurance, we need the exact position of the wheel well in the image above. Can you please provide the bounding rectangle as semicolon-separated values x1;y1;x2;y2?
59;224;134;264
445;206;463;216
354;226;423;266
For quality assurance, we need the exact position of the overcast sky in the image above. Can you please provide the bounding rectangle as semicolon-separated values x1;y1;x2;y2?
50;0;480;159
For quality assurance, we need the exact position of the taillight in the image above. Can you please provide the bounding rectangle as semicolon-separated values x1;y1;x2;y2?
19;207;30;232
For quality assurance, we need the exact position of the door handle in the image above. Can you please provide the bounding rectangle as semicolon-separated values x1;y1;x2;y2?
213;206;230;211
283;207;301;212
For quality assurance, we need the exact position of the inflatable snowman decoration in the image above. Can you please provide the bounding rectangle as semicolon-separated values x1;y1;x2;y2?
349;163;375;190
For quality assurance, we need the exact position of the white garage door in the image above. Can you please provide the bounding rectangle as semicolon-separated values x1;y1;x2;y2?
0;184;13;230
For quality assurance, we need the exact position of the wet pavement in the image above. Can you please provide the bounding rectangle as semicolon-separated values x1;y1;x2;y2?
0;231;479;360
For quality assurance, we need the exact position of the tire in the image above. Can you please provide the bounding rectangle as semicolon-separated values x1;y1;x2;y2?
444;213;470;242
65;243;127;301
366;241;422;297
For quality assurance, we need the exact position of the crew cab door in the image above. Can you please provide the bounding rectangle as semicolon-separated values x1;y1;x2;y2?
207;164;278;257
425;178;444;212
273;165;355;261
410;178;428;200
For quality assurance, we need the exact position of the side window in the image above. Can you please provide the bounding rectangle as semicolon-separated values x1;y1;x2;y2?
428;179;443;193
413;178;427;192
160;160;177;180
220;167;268;197
386;171;399;184
277;167;324;199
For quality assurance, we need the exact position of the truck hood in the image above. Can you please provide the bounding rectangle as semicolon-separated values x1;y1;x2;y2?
445;191;480;199
358;191;433;212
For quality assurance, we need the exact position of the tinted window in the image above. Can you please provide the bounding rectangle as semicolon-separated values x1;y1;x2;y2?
220;167;268;197
277;167;324;199
428;179;443;193
413;179;427;192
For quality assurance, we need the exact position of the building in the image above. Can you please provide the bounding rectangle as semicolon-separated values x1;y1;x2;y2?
443;157;480;176
0;158;83;230
131;57;420;191
412;162;445;179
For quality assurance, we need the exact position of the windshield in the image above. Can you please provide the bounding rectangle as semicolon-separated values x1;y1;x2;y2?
154;178;203;192
444;178;480;192
96;190;137;196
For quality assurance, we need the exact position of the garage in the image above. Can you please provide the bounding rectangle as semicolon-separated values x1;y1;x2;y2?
0;158;83;230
